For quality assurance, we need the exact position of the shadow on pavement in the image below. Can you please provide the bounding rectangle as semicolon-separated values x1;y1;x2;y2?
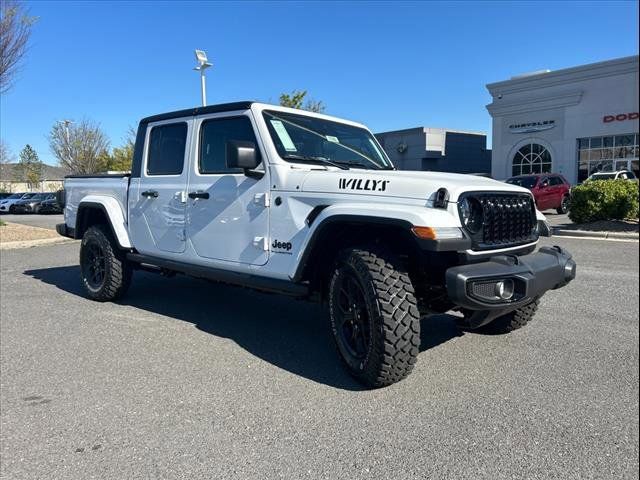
25;266;462;390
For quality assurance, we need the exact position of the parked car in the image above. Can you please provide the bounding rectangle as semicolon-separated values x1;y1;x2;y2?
11;193;55;214
0;192;33;213
57;101;576;388
506;174;571;214
585;170;637;182
38;197;64;214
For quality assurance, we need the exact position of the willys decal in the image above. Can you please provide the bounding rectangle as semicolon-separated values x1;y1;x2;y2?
338;178;390;192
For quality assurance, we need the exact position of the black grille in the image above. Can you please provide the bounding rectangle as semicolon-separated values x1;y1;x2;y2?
462;193;537;250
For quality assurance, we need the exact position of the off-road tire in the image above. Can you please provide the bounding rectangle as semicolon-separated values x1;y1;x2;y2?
478;298;540;334
328;246;421;388
556;195;570;214
80;225;132;302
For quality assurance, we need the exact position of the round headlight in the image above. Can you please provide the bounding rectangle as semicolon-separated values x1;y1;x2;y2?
460;198;483;233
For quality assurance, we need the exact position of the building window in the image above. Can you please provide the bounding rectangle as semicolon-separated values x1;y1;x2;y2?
512;143;552;176
577;133;639;183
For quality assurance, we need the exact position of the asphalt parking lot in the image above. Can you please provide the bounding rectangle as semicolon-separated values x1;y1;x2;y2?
0;214;64;231
0;236;638;479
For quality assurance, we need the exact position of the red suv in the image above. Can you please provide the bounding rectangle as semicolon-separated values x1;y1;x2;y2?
506;174;571;214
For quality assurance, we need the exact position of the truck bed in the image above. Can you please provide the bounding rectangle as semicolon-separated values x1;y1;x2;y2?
64;174;130;230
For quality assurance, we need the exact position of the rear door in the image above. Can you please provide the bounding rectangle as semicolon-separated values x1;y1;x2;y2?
185;112;270;266
128;118;192;256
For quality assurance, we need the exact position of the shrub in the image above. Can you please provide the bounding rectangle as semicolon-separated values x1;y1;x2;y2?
569;179;639;223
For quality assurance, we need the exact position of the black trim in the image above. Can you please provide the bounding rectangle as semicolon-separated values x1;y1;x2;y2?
416;236;472;252
75;202;125;249
139;101;254;125
305;205;328;226
127;253;308;297
56;223;75;239
65;173;130;179
131;122;147;178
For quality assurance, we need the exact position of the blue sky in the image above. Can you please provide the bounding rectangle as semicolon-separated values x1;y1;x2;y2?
1;0;638;165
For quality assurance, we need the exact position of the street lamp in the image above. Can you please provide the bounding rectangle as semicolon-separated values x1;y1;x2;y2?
193;49;212;106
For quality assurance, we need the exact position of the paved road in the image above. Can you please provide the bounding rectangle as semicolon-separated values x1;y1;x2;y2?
1;237;638;479
0;214;63;230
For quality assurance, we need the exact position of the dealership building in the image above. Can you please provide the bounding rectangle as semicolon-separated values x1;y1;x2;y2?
486;55;639;183
375;127;491;174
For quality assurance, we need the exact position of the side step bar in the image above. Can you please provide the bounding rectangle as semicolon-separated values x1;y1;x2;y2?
126;253;309;297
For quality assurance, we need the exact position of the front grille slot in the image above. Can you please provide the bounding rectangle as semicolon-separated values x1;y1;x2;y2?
461;193;537;251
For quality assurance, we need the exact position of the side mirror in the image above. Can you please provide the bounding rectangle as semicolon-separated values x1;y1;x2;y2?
540;181;549;189
226;140;260;171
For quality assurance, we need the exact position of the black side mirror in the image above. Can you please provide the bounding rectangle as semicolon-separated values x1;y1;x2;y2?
226;140;260;171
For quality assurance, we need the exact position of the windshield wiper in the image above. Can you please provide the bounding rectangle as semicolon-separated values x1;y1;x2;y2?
281;154;349;170
337;161;394;171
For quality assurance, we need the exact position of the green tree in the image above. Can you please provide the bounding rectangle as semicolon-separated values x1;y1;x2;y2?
99;126;135;172
279;90;325;113
15;144;42;188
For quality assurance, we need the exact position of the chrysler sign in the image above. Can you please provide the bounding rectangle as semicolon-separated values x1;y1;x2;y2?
509;120;556;134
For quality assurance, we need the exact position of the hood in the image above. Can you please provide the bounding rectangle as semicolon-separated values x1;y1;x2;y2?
300;169;529;203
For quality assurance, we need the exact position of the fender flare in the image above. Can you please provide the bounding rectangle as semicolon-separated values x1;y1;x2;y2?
76;195;132;249
289;203;465;281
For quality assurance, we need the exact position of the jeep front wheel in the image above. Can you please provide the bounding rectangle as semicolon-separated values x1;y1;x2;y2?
328;246;421;388
80;225;132;301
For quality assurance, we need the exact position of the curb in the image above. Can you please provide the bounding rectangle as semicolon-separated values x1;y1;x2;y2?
553;228;639;241
0;236;78;250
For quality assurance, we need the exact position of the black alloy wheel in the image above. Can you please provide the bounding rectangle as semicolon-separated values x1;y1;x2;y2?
81;241;107;290
333;270;372;362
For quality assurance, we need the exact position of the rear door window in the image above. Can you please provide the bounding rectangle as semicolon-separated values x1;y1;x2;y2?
147;123;188;175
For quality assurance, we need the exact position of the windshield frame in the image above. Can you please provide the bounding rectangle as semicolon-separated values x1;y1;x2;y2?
260;108;394;171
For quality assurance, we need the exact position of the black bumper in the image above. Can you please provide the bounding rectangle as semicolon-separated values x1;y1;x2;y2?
446;246;576;325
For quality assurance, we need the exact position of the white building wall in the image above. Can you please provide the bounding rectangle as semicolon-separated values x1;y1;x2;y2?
486;56;639;184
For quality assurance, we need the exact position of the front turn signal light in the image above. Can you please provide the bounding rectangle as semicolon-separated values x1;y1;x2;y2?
411;226;464;240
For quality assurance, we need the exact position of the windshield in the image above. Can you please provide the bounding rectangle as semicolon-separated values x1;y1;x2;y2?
589;172;616;180
507;176;538;189
262;110;393;170
7;193;24;200
21;193;37;199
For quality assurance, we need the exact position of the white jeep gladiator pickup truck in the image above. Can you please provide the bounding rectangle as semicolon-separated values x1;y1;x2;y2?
57;101;576;387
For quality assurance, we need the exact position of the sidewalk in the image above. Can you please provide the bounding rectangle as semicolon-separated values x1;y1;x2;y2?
543;211;639;240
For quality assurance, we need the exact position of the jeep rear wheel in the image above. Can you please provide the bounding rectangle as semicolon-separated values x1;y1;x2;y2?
80;225;132;301
328;246;421;388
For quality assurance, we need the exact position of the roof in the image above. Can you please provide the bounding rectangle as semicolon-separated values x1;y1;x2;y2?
486;55;639;95
140;101;255;124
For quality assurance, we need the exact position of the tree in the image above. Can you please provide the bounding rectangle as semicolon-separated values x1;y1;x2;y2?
49;118;110;174
99;126;135;172
0;1;36;93
15;144;42;188
0;140;14;191
279;90;325;113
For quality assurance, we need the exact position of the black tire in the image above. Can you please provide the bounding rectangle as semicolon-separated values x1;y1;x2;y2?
328;246;421;388
478;298;540;334
8;205;16;214
556;195;570;214
80;225;132;302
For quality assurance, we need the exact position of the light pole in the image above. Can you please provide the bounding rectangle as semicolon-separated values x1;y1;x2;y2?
193;49;212;106
57;119;74;168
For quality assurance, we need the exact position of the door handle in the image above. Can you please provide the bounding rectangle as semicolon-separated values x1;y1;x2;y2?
141;190;158;198
188;191;210;200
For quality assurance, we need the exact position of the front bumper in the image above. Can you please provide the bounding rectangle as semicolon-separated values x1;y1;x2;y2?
446;246;576;326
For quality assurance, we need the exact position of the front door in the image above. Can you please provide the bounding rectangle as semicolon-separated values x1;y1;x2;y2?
128;119;192;256
186;113;269;266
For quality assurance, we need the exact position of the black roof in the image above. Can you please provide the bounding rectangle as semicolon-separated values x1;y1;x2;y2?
139;101;255;124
